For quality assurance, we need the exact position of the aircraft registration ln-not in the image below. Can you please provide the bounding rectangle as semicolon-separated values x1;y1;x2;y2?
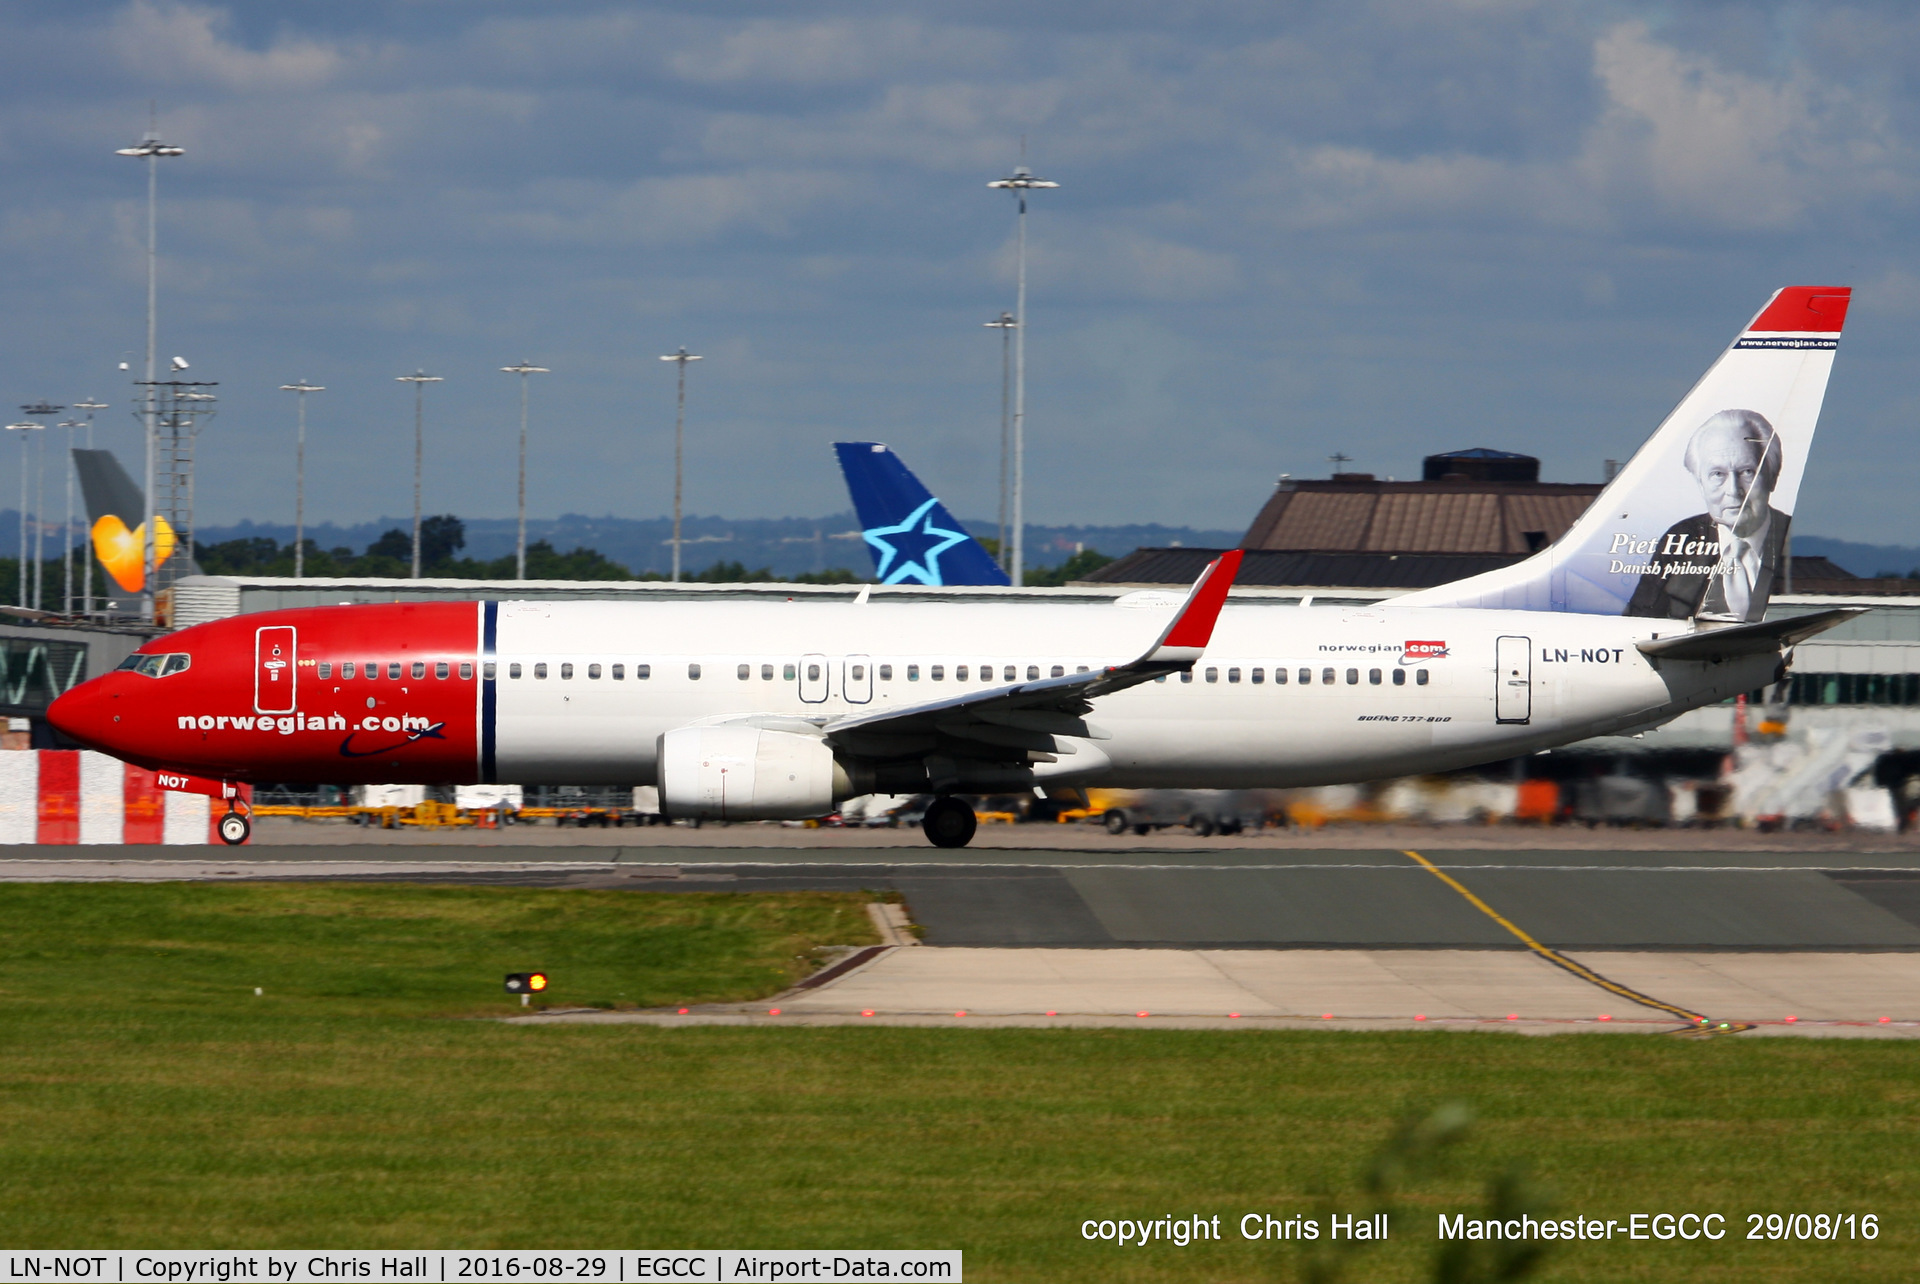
51;287;1863;847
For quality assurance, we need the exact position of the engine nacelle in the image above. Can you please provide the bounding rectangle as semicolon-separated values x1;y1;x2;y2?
657;725;842;821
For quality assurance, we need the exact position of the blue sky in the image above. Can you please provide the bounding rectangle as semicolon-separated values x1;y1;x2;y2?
3;1;1919;543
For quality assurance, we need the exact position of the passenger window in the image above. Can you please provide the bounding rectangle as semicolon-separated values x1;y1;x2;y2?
784;663;797;681
931;665;944;681
1346;669;1359;684
412;661;426;679
1251;667;1264;684
317;662;332;680
807;663;822;682
636;664;650;679
1275;667;1287;684
737;664;749;680
483;662;496;680
342;662;356;679
1392;669;1405;686
1300;668;1311;685
851;664;865;681
1321;668;1335;685
1227;668;1240;684
878;664;892;681
1181;670;1193;684
367;661;379;679
387;662;401;680
1004;666;1016;681
436;661;450;679
761;664;773;680
460;662;473;679
688;663;701;680
509;663;522;679
534;663;548;679
1051;665;1064;678
1416;669;1429;685
1205;668;1218;683
907;665;919;681
611;664;624;680
589;663;603;679
1076;666;1089;674
981;662;992;680
1026;665;1038;681
560;663;574;680
956;665;969;681
1369;669;1381;685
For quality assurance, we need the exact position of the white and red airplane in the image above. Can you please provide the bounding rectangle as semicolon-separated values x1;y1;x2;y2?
50;287;1861;847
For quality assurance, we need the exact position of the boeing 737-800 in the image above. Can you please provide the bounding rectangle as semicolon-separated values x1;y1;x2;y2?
50;287;1860;847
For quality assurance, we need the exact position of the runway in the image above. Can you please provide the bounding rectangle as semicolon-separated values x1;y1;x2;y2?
11;840;1920;1033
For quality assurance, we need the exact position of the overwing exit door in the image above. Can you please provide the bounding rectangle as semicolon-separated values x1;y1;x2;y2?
798;652;829;703
843;654;873;704
255;626;297;714
1495;635;1531;724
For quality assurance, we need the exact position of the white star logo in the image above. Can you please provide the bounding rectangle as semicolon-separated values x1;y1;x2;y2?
862;499;971;585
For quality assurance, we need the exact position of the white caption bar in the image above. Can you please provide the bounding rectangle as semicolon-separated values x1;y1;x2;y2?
0;1254;961;1284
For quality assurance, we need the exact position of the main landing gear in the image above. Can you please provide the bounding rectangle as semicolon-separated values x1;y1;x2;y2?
218;803;251;846
921;796;977;849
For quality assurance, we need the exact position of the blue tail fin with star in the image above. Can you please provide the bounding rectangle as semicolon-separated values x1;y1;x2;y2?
833;441;1010;586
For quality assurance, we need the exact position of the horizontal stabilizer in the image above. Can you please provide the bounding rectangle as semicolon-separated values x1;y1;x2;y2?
1636;608;1866;662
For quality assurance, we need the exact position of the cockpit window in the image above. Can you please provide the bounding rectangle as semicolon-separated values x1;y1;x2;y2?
118;652;188;678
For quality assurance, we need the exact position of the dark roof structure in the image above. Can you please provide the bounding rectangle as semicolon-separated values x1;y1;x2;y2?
1241;475;1603;557
1080;547;1523;590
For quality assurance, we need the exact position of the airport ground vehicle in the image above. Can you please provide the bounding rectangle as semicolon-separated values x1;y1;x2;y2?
49;288;1861;849
1093;789;1265;836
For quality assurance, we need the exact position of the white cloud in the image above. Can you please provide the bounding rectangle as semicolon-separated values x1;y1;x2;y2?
109;0;345;92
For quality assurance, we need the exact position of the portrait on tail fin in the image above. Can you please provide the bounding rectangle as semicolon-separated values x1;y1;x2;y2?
1625;410;1787;622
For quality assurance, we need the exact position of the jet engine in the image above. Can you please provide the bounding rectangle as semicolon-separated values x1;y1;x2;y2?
657;725;847;821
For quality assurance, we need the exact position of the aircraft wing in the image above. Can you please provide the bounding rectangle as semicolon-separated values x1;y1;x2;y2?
824;550;1242;761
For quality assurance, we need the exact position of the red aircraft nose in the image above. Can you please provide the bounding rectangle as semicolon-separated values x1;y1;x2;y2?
48;678;125;755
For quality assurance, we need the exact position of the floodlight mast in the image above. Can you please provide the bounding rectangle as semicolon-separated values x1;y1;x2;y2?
983;312;1016;573
4;423;42;609
116;119;183;620
500;362;550;581
659;347;702;583
56;419;83;614
395;371;443;578
987;161;1057;585
279;382;324;577
70;398;107;615
19;403;62;612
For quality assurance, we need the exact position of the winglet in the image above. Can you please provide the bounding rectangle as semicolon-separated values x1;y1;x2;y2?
1144;549;1243;664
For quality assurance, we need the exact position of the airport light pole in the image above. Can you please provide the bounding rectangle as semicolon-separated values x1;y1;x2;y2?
70;398;107;615
279;381;324;578
19;403;61;613
116;122;183;620
56;419;83;614
983;312;1016;573
659;347;702;582
500;362;550;581
395;371;442;578
5;423;41;609
987;161;1057;585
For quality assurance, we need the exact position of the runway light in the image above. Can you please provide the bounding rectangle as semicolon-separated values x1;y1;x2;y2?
1507;1014;1518;1021
1046;1010;1056;1016
1785;1015;1797;1023
1136;1011;1149;1018
528;972;549;992
678;1008;689;1015
1415;1014;1427;1021
1229;1012;1240;1019
768;1008;781;1016
503;972;547;994
862;1009;874;1017
1599;1014;1612;1021
1880;1016;1891;1023
955;1010;967;1018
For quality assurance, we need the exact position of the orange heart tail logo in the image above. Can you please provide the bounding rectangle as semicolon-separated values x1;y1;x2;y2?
92;514;177;592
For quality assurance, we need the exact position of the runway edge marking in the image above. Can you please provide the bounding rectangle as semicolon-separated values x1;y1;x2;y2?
1399;848;1741;1033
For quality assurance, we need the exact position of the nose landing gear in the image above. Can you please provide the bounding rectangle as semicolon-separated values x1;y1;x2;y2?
217;801;252;846
921;796;978;849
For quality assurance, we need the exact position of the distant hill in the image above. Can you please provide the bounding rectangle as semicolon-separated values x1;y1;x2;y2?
1787;536;1920;580
180;513;1245;581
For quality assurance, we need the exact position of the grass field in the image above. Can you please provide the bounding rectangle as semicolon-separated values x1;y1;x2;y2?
0;882;1914;1282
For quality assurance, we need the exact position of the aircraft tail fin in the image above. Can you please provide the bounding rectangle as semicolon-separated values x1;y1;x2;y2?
1394;286;1851;621
73;448;197;594
833;441;1010;586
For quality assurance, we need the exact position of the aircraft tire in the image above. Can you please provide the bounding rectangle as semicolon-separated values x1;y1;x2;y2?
218;810;251;846
1189;814;1216;838
923;797;977;848
1103;810;1129;835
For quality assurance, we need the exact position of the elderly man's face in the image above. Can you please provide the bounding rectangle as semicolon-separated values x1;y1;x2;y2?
1691;423;1772;536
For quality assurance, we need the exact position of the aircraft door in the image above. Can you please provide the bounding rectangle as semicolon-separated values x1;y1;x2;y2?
1495;635;1531;724
798;652;829;703
843;654;873;704
255;626;297;714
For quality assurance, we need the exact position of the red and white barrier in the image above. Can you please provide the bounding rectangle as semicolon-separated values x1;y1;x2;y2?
0;750;251;844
